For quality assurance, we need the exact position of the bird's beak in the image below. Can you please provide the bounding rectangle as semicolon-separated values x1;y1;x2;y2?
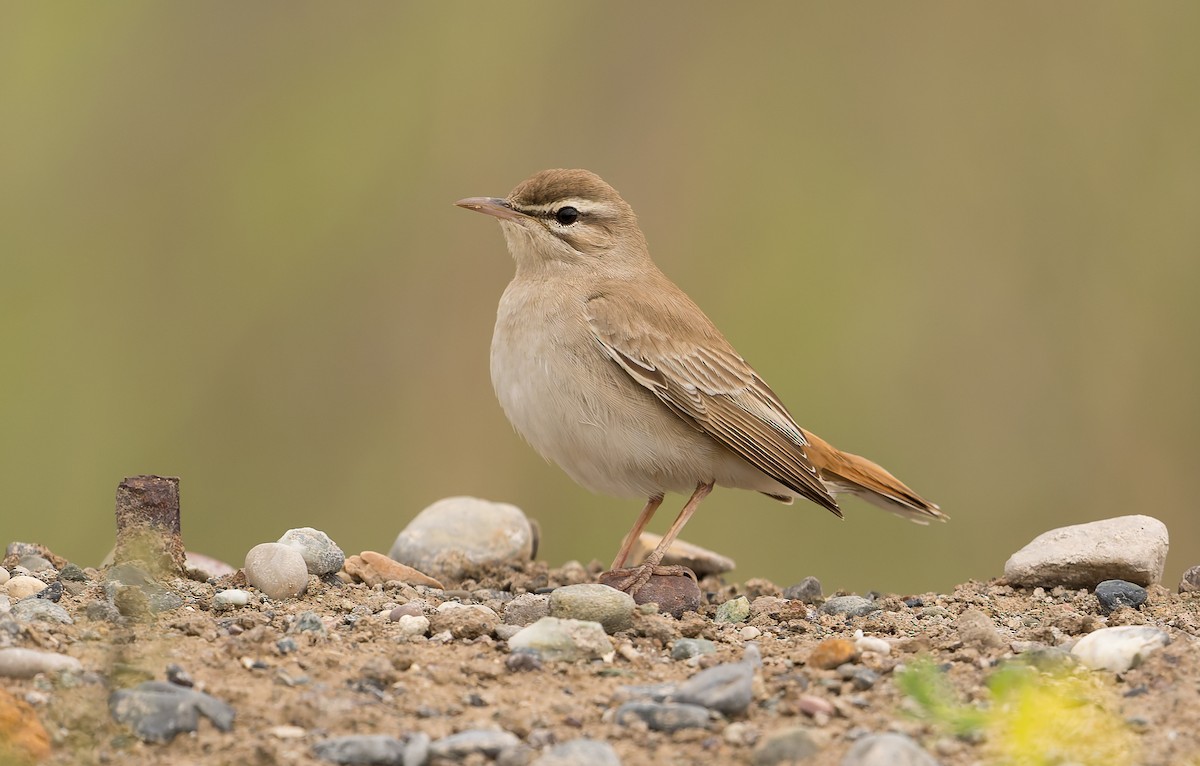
455;197;528;222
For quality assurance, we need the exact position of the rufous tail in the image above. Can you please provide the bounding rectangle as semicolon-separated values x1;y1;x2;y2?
801;429;947;524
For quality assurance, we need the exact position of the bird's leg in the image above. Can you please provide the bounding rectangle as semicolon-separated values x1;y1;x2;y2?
610;494;664;570
603;482;714;595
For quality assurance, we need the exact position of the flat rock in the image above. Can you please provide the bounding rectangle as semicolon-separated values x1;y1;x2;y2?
244;542;309;600
751;726;822;765
629;533;735;575
313;734;406;765
0;648;83;678
532;738;621;766
429;729;520;759
671;661;755;716
820;596;880;618
1071;626;1170;672
344;551;444;589
507;617;612;662
614;701;710;732
109;681;235;743
389;496;534;581
841;733;940;766
184;551;237;580
550;583;635;634
1003;515;1169;588
11;598;73;624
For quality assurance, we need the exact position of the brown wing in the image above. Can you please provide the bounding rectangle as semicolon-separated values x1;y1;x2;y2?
584;288;841;516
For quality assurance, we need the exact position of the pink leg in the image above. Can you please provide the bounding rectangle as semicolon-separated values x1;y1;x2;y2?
611;494;664;570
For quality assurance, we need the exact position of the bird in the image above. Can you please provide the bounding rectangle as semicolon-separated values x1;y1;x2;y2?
456;169;945;594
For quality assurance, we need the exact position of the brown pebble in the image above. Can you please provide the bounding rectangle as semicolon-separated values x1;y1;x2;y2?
597;571;700;618
388;603;424;621
0;688;51;762
343;552;444;589
955;608;1006;649
795;694;835;718
808;638;858;670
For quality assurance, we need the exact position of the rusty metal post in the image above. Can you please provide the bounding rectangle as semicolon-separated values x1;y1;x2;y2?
113;475;186;578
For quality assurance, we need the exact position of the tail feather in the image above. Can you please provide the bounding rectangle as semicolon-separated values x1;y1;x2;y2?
801;429;947;524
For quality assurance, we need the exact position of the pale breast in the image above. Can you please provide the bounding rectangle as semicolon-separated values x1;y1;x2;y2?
490;281;736;499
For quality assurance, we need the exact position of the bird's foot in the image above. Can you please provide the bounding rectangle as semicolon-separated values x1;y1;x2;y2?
599;564;697;597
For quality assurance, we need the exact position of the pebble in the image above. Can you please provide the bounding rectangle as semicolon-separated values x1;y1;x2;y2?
344;551;444;589
312;734;406;764
629;532;735;575
808;638;858;670
389;496;534;581
1178;565;1200;594
0;648;83;678
505;650;543;673
290;611;327;635
614;701;710;732
0;567;8;586
532;738;621;766
109;681;235;743
1095;579;1148;614
11;598;73;624
841;733;940;766
819;596;879;618
1071;626;1170;672
18;554;52;571
429;729;520;759
404;732;431;766
4;575;47;600
504;593;552;626
671;661;755;715
672;638;718;660
549;584;635;634
1003;515;1169;588
395;614;430;640
796;694;835;718
213;589;253;609
507;617;613;662
783;576;823;603
839;665;880;690
36;581;63;602
854;632;891;656
244;543;310;600
389;602;424;620
269;725;307;739
954;608;1005;649
723;721;759;747
715;596;751;623
740;626;763;641
612;571;700;618
278;527;346;576
429;602;499;639
751;726;821;765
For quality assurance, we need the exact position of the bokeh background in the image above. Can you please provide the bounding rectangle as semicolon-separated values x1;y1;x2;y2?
3;3;1197;595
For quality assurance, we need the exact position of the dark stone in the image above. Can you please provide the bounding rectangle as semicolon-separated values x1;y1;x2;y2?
36;581;63;602
819;596;879;618
109;681;235;743
671;662;754;716
1095;579;1148;614
614;701;709;732
59;563;88;581
782;576;822;604
597;571;701;619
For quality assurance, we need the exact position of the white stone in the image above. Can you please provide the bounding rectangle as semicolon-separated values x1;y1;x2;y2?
3;575;46;600
0;647;83;678
1003;515;1169;588
395;614;430;639
0;567;9;585
1071;626;1170;673
244;543;309;600
389;497;534;581
213;589;252;608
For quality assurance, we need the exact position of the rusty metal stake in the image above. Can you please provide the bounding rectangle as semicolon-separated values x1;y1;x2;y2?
113;475;185;578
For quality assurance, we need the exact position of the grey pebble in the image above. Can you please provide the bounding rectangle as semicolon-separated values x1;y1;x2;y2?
614;701;710;732
839;665;880;690
507;617;612;662
504;593;551;626
1180;565;1200;593
1003;515;1168;588
19;554;53;571
751;726;822;765
245;542;310;600
840;732;940;766
715;596;750;623
278;527;346;576
671;638;717;660
109;681;235;744
505;650;543;673
389;496;534;581
313;734;406;765
86;600;123;623
783;576;823;603
290;611;327;635
0;647;83;678
429;729;521;759
550;584;635;634
403;732;431;766
532;739;621;766
820;596;880;618
1095;579;1148;614
58;563;88;581
671;661;754;716
12;598;73;624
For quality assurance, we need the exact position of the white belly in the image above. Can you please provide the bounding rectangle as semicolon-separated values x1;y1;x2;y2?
490;282;790;500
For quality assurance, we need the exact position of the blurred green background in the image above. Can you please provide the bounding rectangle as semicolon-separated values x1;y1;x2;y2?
3;3;1197;595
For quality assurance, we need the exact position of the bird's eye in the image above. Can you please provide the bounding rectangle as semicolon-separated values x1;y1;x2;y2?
554;206;580;226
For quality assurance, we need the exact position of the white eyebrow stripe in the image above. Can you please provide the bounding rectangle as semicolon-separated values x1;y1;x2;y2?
515;199;619;217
